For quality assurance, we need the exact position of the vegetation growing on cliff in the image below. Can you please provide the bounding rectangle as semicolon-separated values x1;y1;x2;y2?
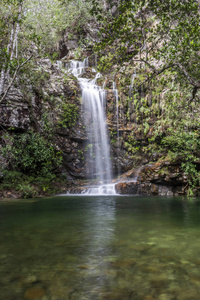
88;0;200;195
0;131;63;197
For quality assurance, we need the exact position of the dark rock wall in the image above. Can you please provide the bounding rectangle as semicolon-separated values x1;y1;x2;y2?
0;59;88;181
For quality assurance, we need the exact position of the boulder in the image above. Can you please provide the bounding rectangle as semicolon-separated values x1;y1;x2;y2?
115;181;138;194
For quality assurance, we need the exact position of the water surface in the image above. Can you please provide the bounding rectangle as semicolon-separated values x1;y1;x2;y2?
1;195;200;300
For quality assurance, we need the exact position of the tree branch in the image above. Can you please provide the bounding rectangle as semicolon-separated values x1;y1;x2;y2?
175;62;200;88
0;55;33;103
132;59;174;88
133;59;200;105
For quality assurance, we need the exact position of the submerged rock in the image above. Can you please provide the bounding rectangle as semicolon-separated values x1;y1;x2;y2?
149;275;169;289
143;296;156;300
24;284;46;299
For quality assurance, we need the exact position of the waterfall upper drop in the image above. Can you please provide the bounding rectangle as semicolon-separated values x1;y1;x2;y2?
69;59;116;195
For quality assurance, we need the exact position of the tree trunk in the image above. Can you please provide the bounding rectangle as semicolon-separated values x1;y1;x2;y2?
1;3;22;99
11;18;21;60
0;69;5;96
0;23;15;95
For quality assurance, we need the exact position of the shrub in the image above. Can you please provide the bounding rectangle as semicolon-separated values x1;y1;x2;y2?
1;131;62;176
17;183;36;199
58;102;79;128
161;129;200;191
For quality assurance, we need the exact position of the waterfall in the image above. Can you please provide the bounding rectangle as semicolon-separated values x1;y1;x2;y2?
113;81;119;148
81;74;112;183
129;71;137;99
69;59;116;195
70;58;88;76
113;81;121;176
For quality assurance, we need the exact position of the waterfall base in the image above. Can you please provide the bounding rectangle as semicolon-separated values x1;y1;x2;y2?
84;183;117;195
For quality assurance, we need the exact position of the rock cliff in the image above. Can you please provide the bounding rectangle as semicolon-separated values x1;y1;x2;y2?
0;54;193;197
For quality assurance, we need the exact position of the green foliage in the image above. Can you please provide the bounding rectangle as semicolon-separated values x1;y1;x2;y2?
0;0;41;71
125;134;141;155
90;0;200;97
17;183;36;199
0;170;24;188
24;0;92;54
1;131;62;176
33;174;57;193
20;64;50;95
0;0;93;75
24;0;64;53
0;170;35;198
40;112;54;139
0;169;61;198
58;102;79;128
161;130;200;190
98;53;114;72
0;131;64;197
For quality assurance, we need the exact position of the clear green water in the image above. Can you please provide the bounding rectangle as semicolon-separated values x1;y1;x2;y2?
1;195;200;300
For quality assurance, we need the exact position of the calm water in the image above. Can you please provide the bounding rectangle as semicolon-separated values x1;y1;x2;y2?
1;195;200;300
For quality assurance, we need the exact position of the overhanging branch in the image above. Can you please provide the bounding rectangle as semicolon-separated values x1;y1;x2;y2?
132;59;200;104
175;62;200;88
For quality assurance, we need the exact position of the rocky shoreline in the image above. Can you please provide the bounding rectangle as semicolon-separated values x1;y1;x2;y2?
0;160;194;199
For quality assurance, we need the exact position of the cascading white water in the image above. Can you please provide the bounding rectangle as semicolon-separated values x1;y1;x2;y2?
113;81;121;177
129;71;137;99
70;58;89;77
69;59;116;195
81;74;112;184
113;81;119;148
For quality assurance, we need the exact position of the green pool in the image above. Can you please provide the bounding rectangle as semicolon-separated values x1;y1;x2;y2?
0;195;200;300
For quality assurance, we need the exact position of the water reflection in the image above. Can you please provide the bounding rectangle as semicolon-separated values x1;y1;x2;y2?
78;197;116;295
84;197;116;251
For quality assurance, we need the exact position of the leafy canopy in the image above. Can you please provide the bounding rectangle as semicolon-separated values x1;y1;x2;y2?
89;0;200;96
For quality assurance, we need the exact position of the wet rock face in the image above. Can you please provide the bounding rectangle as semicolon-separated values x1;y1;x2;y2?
105;81;190;195
58;35;79;59
0;59;88;180
55;135;87;179
106;89;136;175
40;62;88;179
137;162;187;196
0;86;31;131
115;181;138;194
138;162;187;186
58;19;99;59
117;162;187;196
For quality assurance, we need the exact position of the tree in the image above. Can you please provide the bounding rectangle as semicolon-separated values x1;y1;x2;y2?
147;0;200;101
24;0;66;54
90;0;200;103
0;0;37;102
